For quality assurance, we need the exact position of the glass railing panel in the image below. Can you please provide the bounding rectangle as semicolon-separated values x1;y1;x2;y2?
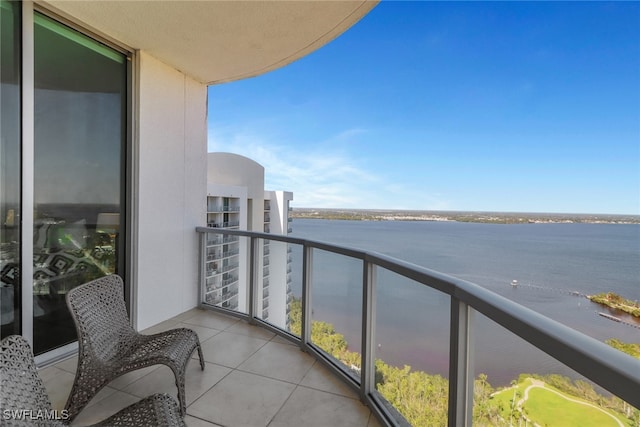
284;242;303;338
372;267;451;427
202;232;249;314
471;310;639;427
254;238;302;333
309;248;363;378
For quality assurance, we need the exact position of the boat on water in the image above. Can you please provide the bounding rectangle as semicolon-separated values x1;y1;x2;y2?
511;279;518;287
598;312;621;322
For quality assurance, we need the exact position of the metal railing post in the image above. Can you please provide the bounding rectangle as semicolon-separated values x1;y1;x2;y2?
448;298;474;427
301;245;313;352
198;231;206;306
361;259;377;401
248;236;256;324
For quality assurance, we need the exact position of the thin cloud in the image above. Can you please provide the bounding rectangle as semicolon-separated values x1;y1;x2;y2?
209;127;379;207
208;126;450;210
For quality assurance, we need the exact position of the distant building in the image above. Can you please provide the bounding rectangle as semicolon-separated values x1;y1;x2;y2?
205;153;293;328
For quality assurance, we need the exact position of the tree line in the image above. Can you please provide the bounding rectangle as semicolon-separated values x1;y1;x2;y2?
287;298;638;426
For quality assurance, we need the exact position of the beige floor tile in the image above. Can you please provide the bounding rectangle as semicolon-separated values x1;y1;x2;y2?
226;320;277;340
42;368;75;411
70;391;141;426
39;365;67;383
140;318;181;335
368;413;384;427
41;365;121;412
269;386;371;427
54;355;79;374
170;308;204;323
106;364;160;390
299;362;359;398
199;331;268;368
175;322;221;343
188;370;295;427
270;334;298;346
237;341;314;384
185;415;223;427
183;310;239;331
84;386;119;409
123;359;231;406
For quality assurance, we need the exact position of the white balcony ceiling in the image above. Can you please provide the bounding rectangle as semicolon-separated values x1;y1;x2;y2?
42;0;378;85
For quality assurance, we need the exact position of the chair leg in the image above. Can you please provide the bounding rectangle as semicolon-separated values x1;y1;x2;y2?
174;371;187;416
197;343;205;371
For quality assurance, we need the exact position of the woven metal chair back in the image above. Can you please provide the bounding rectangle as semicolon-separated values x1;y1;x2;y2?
66;274;136;363
0;335;54;416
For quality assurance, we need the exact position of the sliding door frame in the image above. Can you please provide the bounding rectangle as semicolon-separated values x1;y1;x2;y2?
18;1;135;365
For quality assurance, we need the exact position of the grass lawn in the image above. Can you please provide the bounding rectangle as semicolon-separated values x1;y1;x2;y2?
490;378;625;427
524;387;620;427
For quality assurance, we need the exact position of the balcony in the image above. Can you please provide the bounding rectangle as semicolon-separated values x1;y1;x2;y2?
208;221;240;229
25;226;637;427
196;227;640;426
207;206;241;213
39;308;379;426
206;235;239;246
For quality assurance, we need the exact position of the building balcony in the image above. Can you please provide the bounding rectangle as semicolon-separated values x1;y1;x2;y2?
207;206;241;213
206;235;239;246
221;277;238;287
223;248;240;258
208;221;240;228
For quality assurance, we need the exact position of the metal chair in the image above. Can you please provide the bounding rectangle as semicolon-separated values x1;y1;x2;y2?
63;274;204;421
0;335;186;427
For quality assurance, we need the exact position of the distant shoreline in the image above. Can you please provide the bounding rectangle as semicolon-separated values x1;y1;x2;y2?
290;208;640;225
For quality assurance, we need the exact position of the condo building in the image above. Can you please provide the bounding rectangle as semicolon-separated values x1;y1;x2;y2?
204;153;293;329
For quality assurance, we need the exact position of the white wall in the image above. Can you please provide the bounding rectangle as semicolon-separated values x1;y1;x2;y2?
261;191;293;328
135;51;207;330
208;153;265;232
266;190;293;234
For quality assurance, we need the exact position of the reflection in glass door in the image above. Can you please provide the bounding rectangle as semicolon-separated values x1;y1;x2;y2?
33;13;127;355
0;0;21;340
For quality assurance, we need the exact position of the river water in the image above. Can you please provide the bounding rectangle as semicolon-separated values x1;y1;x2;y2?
289;219;640;387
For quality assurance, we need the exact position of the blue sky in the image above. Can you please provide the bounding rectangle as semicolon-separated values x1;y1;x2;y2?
208;1;640;215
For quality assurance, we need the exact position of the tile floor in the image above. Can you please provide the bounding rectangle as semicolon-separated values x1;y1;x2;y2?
40;308;382;427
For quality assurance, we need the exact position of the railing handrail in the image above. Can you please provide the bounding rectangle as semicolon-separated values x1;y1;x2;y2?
196;226;640;418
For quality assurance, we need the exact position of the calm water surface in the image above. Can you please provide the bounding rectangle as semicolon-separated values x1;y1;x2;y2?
289;219;640;386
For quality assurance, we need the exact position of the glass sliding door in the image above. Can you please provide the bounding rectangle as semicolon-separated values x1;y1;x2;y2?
0;0;21;339
33;12;127;355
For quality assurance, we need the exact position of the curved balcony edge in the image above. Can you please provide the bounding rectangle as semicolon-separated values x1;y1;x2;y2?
196;226;640;426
